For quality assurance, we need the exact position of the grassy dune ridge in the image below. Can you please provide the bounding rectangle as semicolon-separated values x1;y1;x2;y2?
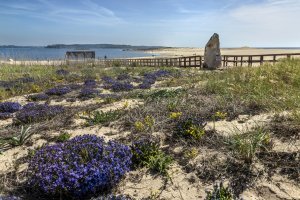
0;59;299;199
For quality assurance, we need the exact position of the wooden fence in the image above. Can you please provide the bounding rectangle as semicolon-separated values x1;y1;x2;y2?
95;53;300;68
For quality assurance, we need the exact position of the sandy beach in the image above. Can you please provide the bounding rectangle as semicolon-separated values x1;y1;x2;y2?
144;47;300;57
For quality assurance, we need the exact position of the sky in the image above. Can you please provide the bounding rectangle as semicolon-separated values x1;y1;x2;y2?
0;0;299;47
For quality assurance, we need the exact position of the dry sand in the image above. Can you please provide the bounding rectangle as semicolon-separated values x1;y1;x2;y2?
144;47;300;57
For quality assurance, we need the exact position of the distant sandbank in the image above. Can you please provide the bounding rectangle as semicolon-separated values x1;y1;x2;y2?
142;47;300;57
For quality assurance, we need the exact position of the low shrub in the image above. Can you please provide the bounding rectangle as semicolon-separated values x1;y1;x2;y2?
102;76;115;84
45;86;72;96
205;182;236;200
134;115;155;133
111;82;134;92
55;132;71;143
28;135;132;199
79;88;101;99
6;126;33;146
82;110;122;126
66;84;82;90
117;74;131;81
0;112;12;120
0;102;22;113
56;69;70;76
227;127;271;163
84;79;97;87
176;117;207;140
131;138;172;175
16;103;65;124
146;89;185;100
27;93;49;101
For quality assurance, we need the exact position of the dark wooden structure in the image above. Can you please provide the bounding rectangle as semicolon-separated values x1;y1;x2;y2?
95;53;300;68
65;51;95;64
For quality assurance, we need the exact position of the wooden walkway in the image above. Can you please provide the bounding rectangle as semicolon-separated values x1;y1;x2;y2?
95;53;300;68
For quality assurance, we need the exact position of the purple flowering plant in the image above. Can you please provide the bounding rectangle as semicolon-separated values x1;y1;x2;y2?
0;112;12;120
84;79;97;87
111;82;133;92
45;86;72;96
27;93;49;101
0;102;22;113
28;135;132;198
16;103;65;123
78;87;101;99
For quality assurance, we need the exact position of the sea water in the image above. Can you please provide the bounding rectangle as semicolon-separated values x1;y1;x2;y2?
0;47;152;60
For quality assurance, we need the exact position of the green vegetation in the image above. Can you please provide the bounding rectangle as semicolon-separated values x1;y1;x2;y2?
0;126;33;147
81;110;123;126
227;126;271;163
55;132;71;143
132;139;173;176
205;182;236;200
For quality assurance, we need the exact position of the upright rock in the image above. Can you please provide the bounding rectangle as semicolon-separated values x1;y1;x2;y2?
203;33;221;69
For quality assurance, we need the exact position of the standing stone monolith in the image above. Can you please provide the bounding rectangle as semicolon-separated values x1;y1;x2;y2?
203;33;222;69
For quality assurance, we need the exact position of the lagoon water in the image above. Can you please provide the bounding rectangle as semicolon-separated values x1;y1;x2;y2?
0;47;151;60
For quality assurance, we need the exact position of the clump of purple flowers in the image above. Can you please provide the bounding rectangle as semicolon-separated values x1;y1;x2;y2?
27;93;49;101
138;70;170;89
0;102;22;113
45;86;72;96
28;135;132;198
111;82;133;92
78;88;101;99
0;195;21;200
16;103;65;123
0;112;12;120
56;69;70;76
117;74;131;81
102;76;115;84
84;79;97;87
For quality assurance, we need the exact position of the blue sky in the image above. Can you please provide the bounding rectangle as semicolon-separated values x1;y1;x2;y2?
0;0;299;47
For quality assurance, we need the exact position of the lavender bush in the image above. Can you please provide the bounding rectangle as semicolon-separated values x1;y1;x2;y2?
45;86;72;96
84;79;97;87
102;76;115;84
16;103;65;123
79;87;101;99
28;135;132;198
27;93;49;101
111;82;133;92
0;112;12;120
0;102;22;113
138;70;170;89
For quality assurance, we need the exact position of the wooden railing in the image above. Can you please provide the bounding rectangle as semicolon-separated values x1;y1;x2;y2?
93;53;300;68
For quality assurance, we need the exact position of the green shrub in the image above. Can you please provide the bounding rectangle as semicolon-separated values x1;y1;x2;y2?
176;117;206;140
131;139;173;176
205;182;236;200
55;132;71;143
82;110;122;126
227;127;271;163
1;126;33;147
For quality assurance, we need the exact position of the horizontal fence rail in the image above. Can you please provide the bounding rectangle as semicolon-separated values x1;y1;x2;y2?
1;53;300;67
94;53;300;68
